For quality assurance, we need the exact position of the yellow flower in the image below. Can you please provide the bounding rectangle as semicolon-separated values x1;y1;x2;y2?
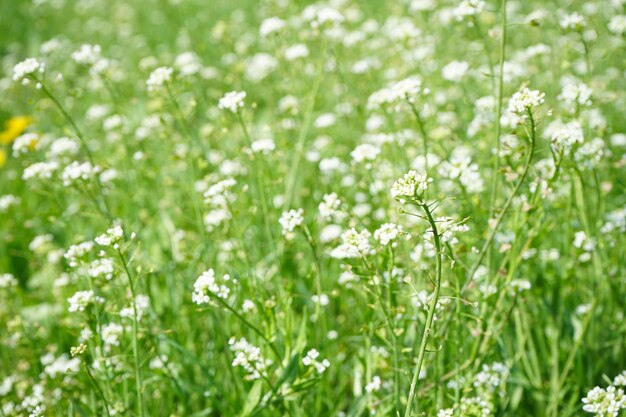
0;116;33;145
0;149;6;168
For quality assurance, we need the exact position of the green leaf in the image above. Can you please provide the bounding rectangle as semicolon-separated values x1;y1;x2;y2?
239;380;264;417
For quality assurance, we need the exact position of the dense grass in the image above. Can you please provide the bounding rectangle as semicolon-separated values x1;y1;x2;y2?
1;0;626;416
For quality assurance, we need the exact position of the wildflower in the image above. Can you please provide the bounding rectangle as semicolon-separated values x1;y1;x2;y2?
452;0;485;21
279;208;304;238
350;143;380;163
71;44;102;65
95;225;124;248
0;116;32;145
245;54;277;82
12;133;39;156
284;44;309;60
250;138;276;154
260;17;286;37
62;161;102;186
390;170;433;200
574;138;604;170
0;195;20;212
22;161;59;180
218;91;246;113
102;323;124;348
365;376;382;393
174;52;202;76
558;81;592;108
203;178;237;206
442;60;470;82
302;349;330;374
70;343;88;357
64;241;94;267
67;290;103;312
146;66;173;91
12;58;45;85
367;77;429;111
546;120;584;155
0;273;18;288
120;295;150;320
319;193;342;221
614;371;626;386
192;269;231;304
330;228;372;259
229;337;270;380
374;223;403;246
560;13;587;31
507;88;545;116
608;15;626;35
87;258;115;280
582;386;626;416
48;137;80;159
302;4;344;29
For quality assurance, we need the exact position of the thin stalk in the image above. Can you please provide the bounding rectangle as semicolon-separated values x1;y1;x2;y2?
488;0;508;220
117;249;144;417
404;202;443;417
82;359;112;417
302;225;324;322
408;101;429;172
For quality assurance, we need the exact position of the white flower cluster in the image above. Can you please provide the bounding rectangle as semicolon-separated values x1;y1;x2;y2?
87;258;115;280
259;17;286;37
582;385;626;417
560;13;587;31
146;66;173;91
608;15;626;36
64;241;94;267
374;223;403;246
12;133;39;156
507;88;545;116
13;58;45;85
279;208;304;238
192;269;231;304
438;147;484;193
41;353;80;378
330;228;372;259
365;376;382;393
23;162;59;181
250;138;276;154
318;193;343;221
558;81;592;108
218;91;246;113
71;44;102;65
351;143;380;164
302;4;344;29
120;294;150;321
67;290;103;312
302;349;330;374
473;362;509;394
390;170;433;200
0;273;18;288
573;231;595;262
62;161;102;186
368;77;429;111
203;178;237;231
0;195;20;212
229;337;270;380
574;138;605;170
102;323;124;349
452;0;486;21
545;119;584;155
95;225;124;248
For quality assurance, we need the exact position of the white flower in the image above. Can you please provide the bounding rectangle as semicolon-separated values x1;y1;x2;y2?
67;290;102;312
302;349;330;374
71;44;102;65
442;60;470;82
245;54;277;82
302;4;344;29
390;170;432;199
250;138;276;154
367;77;428;111
218;91;246;113
229;337;270;380
609;15;626;35
0;195;20;212
319;193;342;221
102;323;123;347
365;376;382;393
48;137;80;159
62;161;102;186
87;258;115;280
284;44;309;61
120;295;150;320
560;12;586;31
453;0;485;21
260;17;286;37
192;269;231;304
13;58;45;85
22;162;59;180
331;228;372;259
0;273;18;288
95;225;124;247
146;66;173;91
12;133;39;156
374;223;403;246
582;385;626;416
64;241;94;267
507;88;545;116
279;209;304;237
546;120;584;155
351;144;380;163
174;52;202;76
558;81;592;108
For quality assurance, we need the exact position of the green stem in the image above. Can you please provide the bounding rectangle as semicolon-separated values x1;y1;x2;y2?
404;202;442;417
